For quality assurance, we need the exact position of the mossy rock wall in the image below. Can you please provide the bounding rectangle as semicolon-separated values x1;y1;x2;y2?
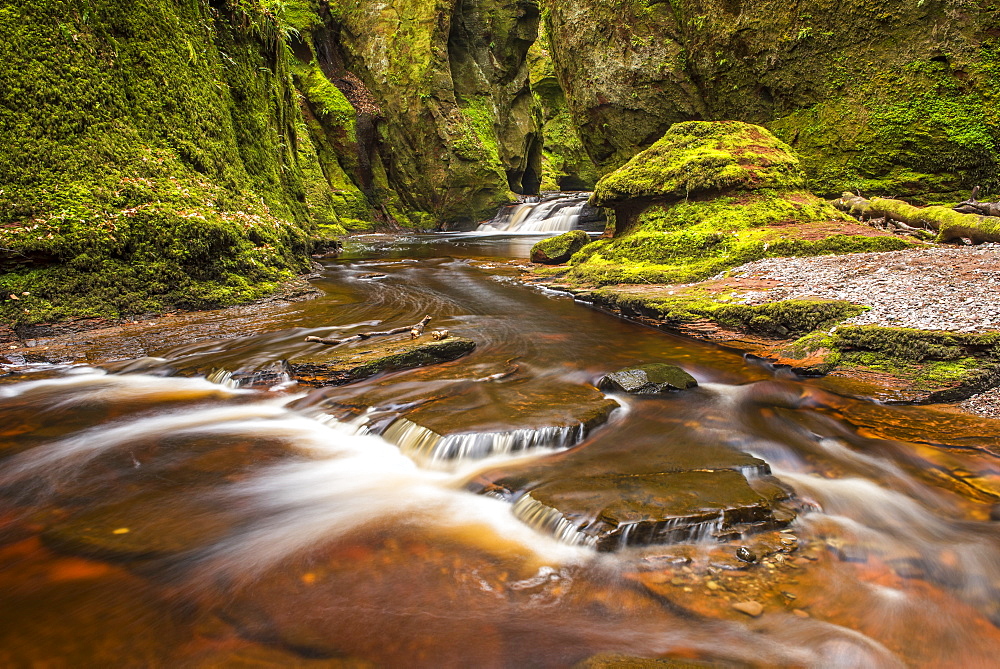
0;0;350;324
543;0;1000;200
331;0;545;225
528;21;599;190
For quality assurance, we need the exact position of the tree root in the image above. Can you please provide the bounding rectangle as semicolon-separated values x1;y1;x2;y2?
304;315;433;346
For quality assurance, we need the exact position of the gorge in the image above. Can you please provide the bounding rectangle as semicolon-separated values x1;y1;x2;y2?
2;0;1000;667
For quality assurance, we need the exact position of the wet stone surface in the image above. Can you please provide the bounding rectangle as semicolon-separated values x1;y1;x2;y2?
516;470;793;551
288;336;476;386
598;363;698;394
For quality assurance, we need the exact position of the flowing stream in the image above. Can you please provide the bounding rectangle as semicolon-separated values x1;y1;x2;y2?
2;233;1000;667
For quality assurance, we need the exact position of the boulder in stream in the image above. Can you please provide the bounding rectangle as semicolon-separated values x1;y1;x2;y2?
515;469;792;551
598;363;697;394
289;336;476;387
530;230;591;264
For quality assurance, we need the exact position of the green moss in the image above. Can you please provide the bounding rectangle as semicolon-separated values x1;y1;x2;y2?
567;192;912;286
591;121;805;207
594;291;864;339
531;230;590;264
827;326;1000;395
0;0;339;325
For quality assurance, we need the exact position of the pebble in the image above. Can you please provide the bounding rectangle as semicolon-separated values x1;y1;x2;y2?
732;601;764;617
792;609;810;618
736;546;757;563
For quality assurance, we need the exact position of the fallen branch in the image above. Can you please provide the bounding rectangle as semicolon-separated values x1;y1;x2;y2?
954;186;1000;217
831;192;1000;244
304;315;432;346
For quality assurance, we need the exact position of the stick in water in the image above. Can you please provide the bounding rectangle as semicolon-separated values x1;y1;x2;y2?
304;315;433;346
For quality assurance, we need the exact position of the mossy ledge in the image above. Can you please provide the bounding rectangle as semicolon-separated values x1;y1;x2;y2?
582;286;1000;403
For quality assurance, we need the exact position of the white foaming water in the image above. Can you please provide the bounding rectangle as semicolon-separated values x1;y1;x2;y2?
201;418;592;580
2;372;591;577
477;194;588;233
0;366;245;401
383;417;585;466
0;399;292;488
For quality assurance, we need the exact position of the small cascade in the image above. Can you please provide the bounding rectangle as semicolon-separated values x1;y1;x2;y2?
513;493;598;548
477;192;592;233
382;417;585;465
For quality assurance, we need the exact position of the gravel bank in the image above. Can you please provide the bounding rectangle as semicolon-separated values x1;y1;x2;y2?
728;244;1000;333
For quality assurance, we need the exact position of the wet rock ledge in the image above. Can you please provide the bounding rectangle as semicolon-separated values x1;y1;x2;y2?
289;336;476;386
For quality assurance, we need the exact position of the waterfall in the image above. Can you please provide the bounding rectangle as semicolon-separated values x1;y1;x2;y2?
477;192;591;233
382;417;585;466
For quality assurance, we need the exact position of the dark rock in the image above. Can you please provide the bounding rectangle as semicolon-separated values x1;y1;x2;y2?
990;504;1000;521
289;336;476;387
530;230;591;264
597;363;697;394
382;384;619;464
516;469;792;551
736;546;757;563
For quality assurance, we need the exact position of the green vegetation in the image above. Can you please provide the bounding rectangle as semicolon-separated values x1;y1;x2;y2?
593;292;865;339
0;0;342;324
530;230;591;264
565;192;912;286
591;121;805;206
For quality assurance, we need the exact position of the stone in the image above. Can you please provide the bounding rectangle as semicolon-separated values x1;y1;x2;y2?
530;230;591;264
731;601;764;617
591;121;805;209
597;363;697;394
289;336;476;387
511;469;792;551
736;546;757;563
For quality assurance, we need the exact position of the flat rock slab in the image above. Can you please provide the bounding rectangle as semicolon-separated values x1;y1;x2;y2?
288;336;475;386
474;406;795;551
516;470;791;551
598;363;697;394
381;383;619;464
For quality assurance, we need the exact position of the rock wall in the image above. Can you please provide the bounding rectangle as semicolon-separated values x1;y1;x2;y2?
331;0;544;225
528;23;600;190
0;0;324;324
543;0;1000;200
0;0;550;324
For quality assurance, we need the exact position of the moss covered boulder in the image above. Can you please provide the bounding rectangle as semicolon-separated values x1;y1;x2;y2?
563;122;914;286
591;121;804;209
531;230;591;264
597;363;697;394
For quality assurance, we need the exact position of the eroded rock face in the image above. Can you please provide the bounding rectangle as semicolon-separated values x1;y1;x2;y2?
597;363;697;394
289;336;476;386
543;0;1000;200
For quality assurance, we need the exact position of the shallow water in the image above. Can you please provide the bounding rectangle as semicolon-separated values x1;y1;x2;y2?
2;234;1000;667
